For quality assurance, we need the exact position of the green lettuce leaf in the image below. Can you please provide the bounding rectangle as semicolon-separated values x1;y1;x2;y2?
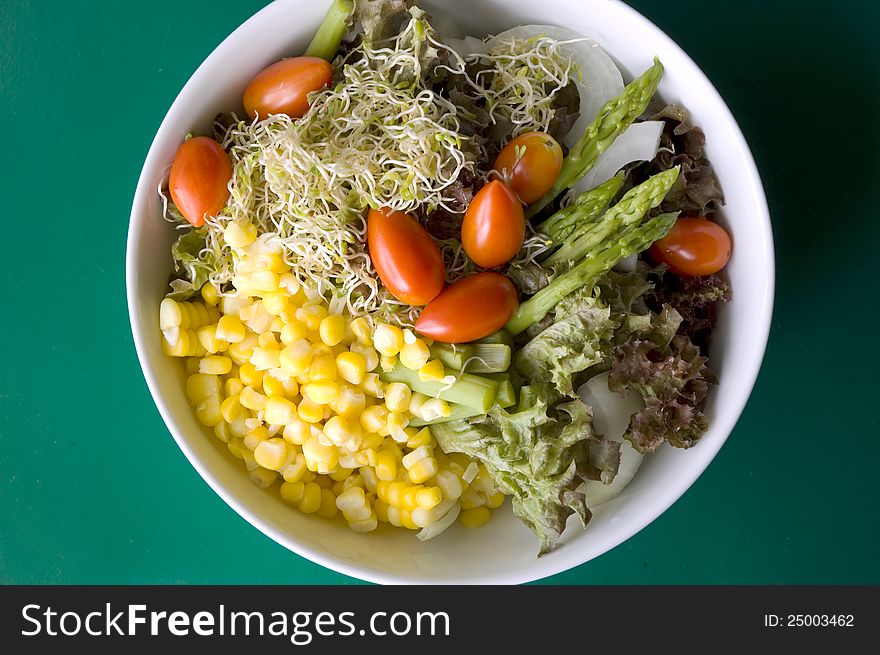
347;0;415;48
166;227;215;301
432;383;617;555
513;288;617;397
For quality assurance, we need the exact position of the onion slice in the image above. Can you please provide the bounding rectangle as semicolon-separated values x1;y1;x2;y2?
572;120;665;196
416;501;462;541
577;371;644;507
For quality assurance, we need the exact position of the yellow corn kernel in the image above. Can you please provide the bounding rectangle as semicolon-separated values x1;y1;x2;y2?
307;354;337;382
281;453;308;483
215;314;246;344
418;359;445;382
399;340;431;370
460;506;491;528
419;397;452;422
279;272;301;296
213;421;231;443
241;300;275;333
239;362;264;388
350;317;372;345
200;282;220;307
280;319;307;345
297;398;324;424
227;439;245;460
329;467;353;482
159;298;183;330
486;491;506;509
335;351;367;385
336;486;367;512
263;396;298;425
261;372;287;398
318;314;345;347
323;415;362;451
257;331;280;349
242;425;269;451
408;457;439;485
374;323;404;357
360;405;388;434
254;438;288;470
195;395;222;427
283;417;312;445
350;343;379;371
400;486;419;512
220;394;246;424
386;412;409;441
250;346;281;371
279;339;313;376
376;480;391;503
361;432;384;450
330;385;366;418
386;505;402;527
384;382;412;413
261;291;289;316
317;488;338;518
185;373;220;404
162;329;189;357
298;482;322;513
302;437;338;474
224;377;244;397
399;509;418;530
380;354;397;372
239;385;267;411
416;486;443;509
220;294;251;317
295;304;328;331
374;499;389;523
250;270;280;294
280;480;305;505
303;381;339;405
406;427;434;449
224;220;257;248
198;355;232;375
385;480;408;507
249;467;277;489
196;325;228;354
360;373;385;399
359;466;378;492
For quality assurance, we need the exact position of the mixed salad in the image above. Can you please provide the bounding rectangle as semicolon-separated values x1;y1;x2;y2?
157;0;732;555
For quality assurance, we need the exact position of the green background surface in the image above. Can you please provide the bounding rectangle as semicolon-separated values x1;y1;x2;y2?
2;0;878;585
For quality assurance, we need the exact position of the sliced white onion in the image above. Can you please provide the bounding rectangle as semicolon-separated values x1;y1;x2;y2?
614;254;639;272
416;501;462;541
577;371;645;507
572;120;664;196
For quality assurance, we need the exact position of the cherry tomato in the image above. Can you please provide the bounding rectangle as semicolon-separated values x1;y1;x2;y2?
367;207;445;306
243;56;333;120
649;216;732;276
168;136;233;227
493;131;563;204
461;180;525;268
415;272;519;343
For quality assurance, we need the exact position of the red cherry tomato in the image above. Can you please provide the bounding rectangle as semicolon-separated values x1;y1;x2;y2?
649;216;732;276
415;272;520;343
493;131;563;204
168;136;232;227
461;180;525;268
367;207;445;306
243;56;333;120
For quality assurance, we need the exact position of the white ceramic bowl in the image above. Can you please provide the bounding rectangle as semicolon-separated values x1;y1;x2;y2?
127;0;773;584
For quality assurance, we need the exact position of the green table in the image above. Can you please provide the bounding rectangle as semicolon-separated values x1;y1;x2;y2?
2;0;878;584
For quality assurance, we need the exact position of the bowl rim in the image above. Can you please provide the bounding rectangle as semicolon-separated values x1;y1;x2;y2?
126;0;774;585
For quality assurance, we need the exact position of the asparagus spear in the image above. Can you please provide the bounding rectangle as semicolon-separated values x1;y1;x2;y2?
527;59;664;218
543;167;679;269
535;172;624;244
505;212;679;335
305;0;354;61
